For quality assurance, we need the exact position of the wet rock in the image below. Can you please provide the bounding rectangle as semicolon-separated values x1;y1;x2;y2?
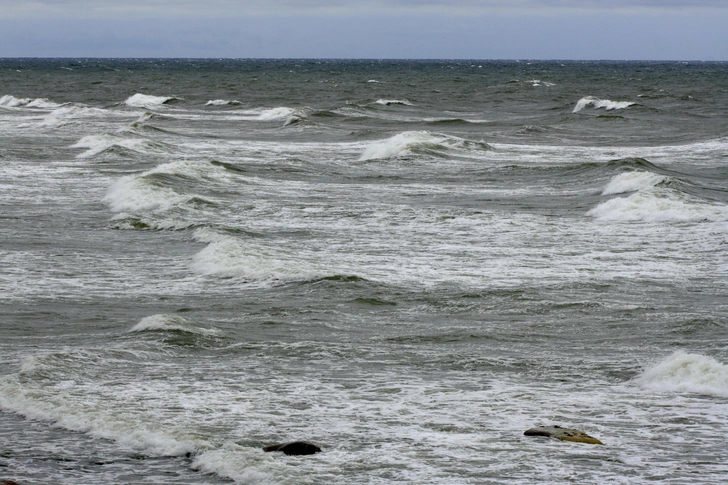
2;480;21;485
524;425;604;445
263;440;322;455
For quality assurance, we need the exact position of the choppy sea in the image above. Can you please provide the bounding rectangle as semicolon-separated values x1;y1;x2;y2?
1;59;727;484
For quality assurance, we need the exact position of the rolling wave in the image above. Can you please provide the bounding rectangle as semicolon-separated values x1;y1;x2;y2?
573;96;635;113
359;131;493;161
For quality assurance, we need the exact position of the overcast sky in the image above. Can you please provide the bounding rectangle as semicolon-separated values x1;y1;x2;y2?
1;0;726;59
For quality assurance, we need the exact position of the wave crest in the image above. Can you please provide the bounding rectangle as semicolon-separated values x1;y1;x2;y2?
375;99;413;106
636;351;728;397
587;186;728;222
359;131;492;161
129;314;221;336
601;170;667;195
125;93;177;108
573;96;635;113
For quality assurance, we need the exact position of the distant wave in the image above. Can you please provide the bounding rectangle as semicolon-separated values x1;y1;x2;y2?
359;131;492;161
71;133;169;159
125;93;178;108
636;351;728;397
206;99;242;106
601;170;667;195
0;94;62;109
239;107;308;125
573;96;635;113
129;314;221;336
375;99;413;106
191;227;320;283
39;105;110;127
588;185;728;222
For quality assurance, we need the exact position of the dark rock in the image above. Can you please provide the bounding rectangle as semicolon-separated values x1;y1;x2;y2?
524;425;604;445
2;480;21;485
263;441;322;455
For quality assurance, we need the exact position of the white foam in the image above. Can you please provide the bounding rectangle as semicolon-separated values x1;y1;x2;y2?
26;98;63;109
104;171;185;214
359;131;491;161
573;96;635;113
206;99;242;106
375;99;413;106
601;171;667;195
71;134;163;158
0;95;62;110
0;373;196;457
39;105;109;127
587;187;728;222
0;95;31;107
191;228;319;282
192;443;288;485
129;314;221;336
125;93;176;108
636;351;728;397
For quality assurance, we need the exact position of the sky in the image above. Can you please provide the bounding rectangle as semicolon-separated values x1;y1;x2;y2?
1;1;727;59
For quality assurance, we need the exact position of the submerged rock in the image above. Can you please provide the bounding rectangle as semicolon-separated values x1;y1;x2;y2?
524;425;604;445
263;441;322;455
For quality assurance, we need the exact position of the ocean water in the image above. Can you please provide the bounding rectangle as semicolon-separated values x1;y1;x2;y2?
1;58;727;484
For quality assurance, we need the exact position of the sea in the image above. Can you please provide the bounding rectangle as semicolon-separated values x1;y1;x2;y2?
1;58;727;484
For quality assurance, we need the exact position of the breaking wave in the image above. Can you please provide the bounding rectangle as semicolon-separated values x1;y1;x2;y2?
39;105;110;127
573;96;635;113
375;99;413;106
0;95;62;109
191;228;320;283
601;170;667;195
359;131;493;161
588;186;728;222
241;107;308;125
636;351;728;397
206;99;242;106
129;314;221;336
71;134;169;158
125;93;178;108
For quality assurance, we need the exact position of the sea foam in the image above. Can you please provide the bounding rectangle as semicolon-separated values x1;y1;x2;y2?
601;170;667;195
359;131;492;161
587;187;728;222
71;134;165;158
206;99;242;106
125;93;177;108
39;105;108;127
129;314;221;336
375;99;413;106
636;351;728;397
191;228;319;283
573;96;635;113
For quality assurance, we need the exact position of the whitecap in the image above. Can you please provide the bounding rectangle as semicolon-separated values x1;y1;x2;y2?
191;228;319;283
359;131;492;161
375;99;413;106
129;314;221;336
192;443;288;485
71;134;165;158
636;351;728;397
601;170;667;195
206;99;242;106
573;96;635;113
104;172;186;214
0;95;62;109
587;187;728;222
125;93;177;108
0;95;32;107
39;105;109;127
